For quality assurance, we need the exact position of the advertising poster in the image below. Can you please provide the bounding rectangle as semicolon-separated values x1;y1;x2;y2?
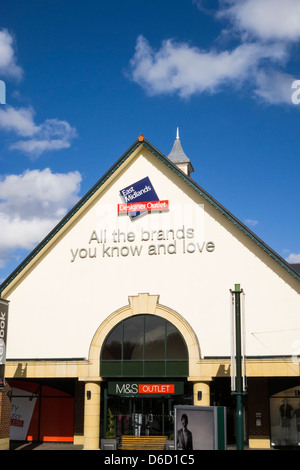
175;405;226;450
10;386;38;440
119;176;160;220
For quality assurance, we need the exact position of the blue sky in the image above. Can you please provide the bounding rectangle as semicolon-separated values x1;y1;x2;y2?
0;0;300;283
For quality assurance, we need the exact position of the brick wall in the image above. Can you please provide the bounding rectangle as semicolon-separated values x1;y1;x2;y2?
0;382;12;443
247;378;270;437
73;380;84;439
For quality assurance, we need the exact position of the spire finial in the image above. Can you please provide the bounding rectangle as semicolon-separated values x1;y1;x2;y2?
176;127;179;140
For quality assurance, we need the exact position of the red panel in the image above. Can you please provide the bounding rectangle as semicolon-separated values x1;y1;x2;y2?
26;401;39;441
39;385;74;442
11;381;74;442
39;395;74;442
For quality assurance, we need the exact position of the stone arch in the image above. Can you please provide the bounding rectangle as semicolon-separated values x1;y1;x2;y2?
87;293;201;379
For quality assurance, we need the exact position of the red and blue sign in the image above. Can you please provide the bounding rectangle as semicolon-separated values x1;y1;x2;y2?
118;176;168;219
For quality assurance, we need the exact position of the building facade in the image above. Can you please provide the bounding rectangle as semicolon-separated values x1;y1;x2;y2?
0;133;299;450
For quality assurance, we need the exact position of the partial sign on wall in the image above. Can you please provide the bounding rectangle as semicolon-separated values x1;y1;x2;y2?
0;299;9;389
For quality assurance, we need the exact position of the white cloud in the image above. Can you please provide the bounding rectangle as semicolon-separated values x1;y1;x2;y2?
0;30;81;271
0;106;77;158
0;106;37;136
218;0;300;42
0;29;77;157
129;35;286;98
244;218;258;227
129;1;300;105
0;168;82;266
254;70;297;105
286;253;300;263
0;29;23;80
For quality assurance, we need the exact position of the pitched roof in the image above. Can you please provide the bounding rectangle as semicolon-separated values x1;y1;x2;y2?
290;263;300;275
1;135;299;295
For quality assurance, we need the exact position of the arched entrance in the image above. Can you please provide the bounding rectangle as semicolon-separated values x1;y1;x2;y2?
100;314;191;441
83;293;202;450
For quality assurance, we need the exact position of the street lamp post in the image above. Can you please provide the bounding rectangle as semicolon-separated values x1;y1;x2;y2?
230;284;246;450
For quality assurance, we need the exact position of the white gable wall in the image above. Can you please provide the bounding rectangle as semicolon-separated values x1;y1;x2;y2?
5;148;300;361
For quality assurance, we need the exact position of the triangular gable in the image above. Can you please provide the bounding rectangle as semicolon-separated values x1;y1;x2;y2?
1;134;299;296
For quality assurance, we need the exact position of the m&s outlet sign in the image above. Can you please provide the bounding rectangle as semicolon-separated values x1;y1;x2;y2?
108;381;184;396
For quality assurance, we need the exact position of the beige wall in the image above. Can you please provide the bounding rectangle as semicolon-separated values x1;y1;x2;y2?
3;148;299;363
5;293;299;383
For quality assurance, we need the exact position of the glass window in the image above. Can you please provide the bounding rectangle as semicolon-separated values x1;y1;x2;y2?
123;316;143;360
270;388;300;447
101;315;188;377
101;322;122;360
166;323;187;359
145;316;165;360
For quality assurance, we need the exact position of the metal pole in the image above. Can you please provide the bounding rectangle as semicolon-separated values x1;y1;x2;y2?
232;284;244;450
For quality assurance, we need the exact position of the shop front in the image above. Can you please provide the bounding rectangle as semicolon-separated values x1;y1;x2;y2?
79;292;215;450
98;307;195;448
101;380;193;448
269;384;300;447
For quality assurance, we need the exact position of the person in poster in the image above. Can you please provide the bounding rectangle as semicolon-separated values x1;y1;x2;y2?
177;413;193;450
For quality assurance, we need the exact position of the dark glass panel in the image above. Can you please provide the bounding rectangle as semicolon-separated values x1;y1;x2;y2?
166;361;188;376
144;361;166;376
123;316;143;360
166;323;188;359
145;316;165;360
101;323;123;360
123;361;143;376
101;314;189;378
101;361;122;377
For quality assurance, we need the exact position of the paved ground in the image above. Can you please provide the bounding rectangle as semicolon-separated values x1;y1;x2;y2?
10;441;83;450
9;441;277;451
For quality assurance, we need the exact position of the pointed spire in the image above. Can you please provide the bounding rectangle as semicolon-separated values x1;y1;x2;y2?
168;127;190;164
167;128;194;176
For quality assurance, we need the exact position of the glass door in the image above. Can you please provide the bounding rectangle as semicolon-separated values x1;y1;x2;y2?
131;398;163;436
109;397;175;438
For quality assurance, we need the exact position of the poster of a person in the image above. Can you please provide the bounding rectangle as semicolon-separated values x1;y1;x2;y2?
175;405;223;450
177;413;193;450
